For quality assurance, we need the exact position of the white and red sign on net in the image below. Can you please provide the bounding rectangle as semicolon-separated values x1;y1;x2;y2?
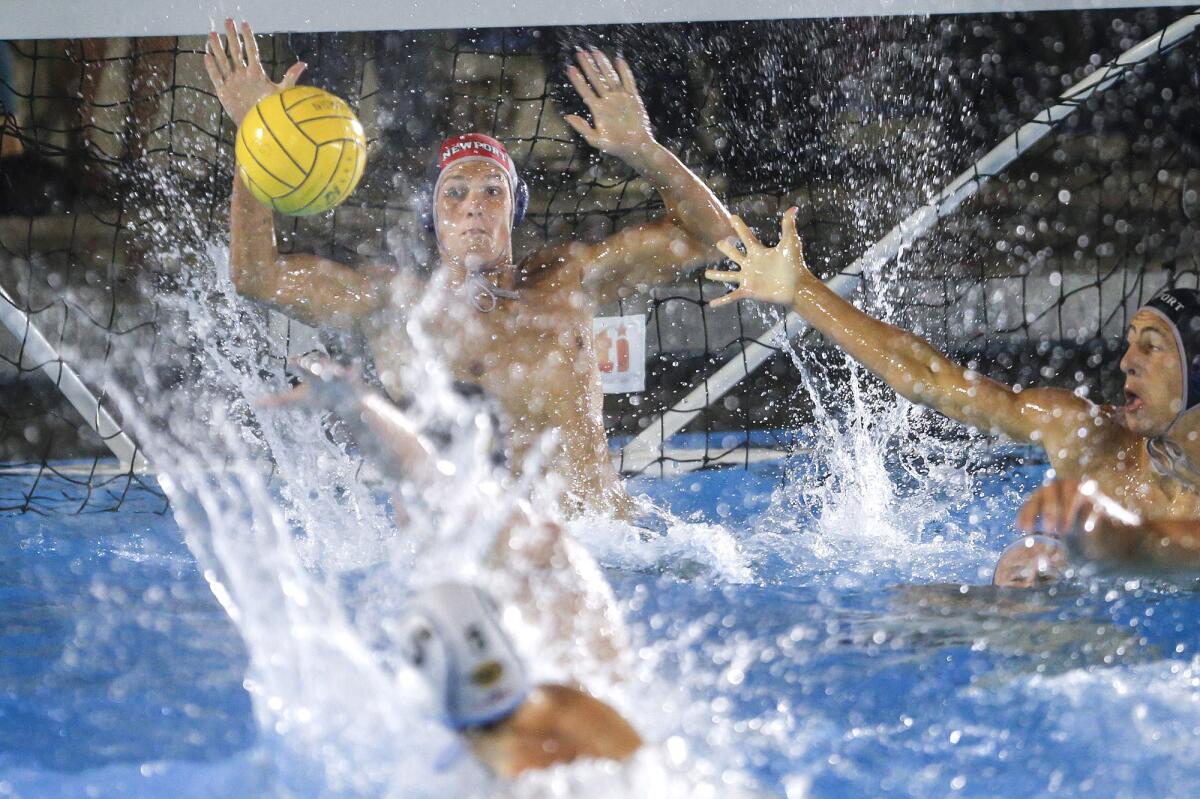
592;315;646;394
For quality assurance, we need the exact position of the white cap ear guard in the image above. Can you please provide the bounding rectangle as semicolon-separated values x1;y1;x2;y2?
397;581;529;730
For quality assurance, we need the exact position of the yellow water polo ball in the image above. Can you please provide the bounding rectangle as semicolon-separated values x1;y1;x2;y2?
235;86;367;217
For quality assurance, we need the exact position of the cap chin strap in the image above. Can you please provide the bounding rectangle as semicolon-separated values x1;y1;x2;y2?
464;271;520;313
434;250;522;313
449;255;520;313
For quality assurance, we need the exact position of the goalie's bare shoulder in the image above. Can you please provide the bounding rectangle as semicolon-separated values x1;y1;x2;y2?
516;240;584;292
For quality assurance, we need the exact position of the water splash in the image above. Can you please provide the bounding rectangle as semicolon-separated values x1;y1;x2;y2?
45;19;1038;797
76;213;745;793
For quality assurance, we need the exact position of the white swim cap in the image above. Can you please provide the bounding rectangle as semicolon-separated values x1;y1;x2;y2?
397;581;529;730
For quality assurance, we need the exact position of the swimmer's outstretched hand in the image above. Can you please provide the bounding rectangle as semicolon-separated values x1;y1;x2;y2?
256;355;364;413
563;49;655;162
706;208;809;308
204;18;306;125
1017;479;1143;561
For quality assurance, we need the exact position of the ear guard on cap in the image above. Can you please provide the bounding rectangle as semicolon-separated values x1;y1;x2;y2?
513;177;530;227
394;581;529;730
420;177;529;232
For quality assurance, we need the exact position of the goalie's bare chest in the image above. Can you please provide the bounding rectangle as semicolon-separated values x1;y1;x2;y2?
452;308;594;393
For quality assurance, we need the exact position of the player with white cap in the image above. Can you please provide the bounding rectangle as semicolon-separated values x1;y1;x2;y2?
394;580;641;776
262;356;641;776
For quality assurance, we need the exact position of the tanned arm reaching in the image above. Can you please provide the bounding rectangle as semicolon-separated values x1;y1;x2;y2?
206;19;391;329
705;208;1099;459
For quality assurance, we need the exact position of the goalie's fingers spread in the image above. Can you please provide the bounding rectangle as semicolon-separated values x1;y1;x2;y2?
563;114;597;143
576;48;610;95
704;269;743;284
586;49;615;92
203;51;225;86
281;61;307;89
566;65;600;106
714;238;746;265
224;18;244;69
241;20;263;73
591;48;622;89
206;31;229;78
615;56;638;92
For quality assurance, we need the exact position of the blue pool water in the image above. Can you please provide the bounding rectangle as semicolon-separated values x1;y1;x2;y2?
3;448;1200;797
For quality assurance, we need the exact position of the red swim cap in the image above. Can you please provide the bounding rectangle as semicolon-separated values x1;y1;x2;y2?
435;133;518;193
430;134;524;229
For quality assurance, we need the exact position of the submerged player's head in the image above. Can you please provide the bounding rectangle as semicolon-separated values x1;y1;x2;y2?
396;580;529;730
992;534;1069;588
431;134;526;272
1120;287;1200;436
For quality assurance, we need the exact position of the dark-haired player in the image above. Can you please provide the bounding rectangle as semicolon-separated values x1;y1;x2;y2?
703;210;1200;584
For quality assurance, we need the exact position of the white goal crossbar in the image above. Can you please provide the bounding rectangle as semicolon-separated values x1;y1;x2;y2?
620;8;1200;475
6;1;1199;40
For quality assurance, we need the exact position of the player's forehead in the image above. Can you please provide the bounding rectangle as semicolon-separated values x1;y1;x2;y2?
1127;309;1175;339
440;160;509;186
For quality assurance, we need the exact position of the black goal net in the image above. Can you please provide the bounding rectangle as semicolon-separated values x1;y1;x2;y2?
1;8;1197;511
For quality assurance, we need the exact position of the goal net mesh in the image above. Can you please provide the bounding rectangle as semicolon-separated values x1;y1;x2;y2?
1;9;1197;511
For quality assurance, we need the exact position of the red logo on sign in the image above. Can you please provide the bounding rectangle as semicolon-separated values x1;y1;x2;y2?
596;325;631;374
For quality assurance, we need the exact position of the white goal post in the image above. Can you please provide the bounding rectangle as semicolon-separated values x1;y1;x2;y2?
0;282;149;473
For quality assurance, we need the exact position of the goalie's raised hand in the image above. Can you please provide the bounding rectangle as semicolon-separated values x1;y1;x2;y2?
204;18;306;125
